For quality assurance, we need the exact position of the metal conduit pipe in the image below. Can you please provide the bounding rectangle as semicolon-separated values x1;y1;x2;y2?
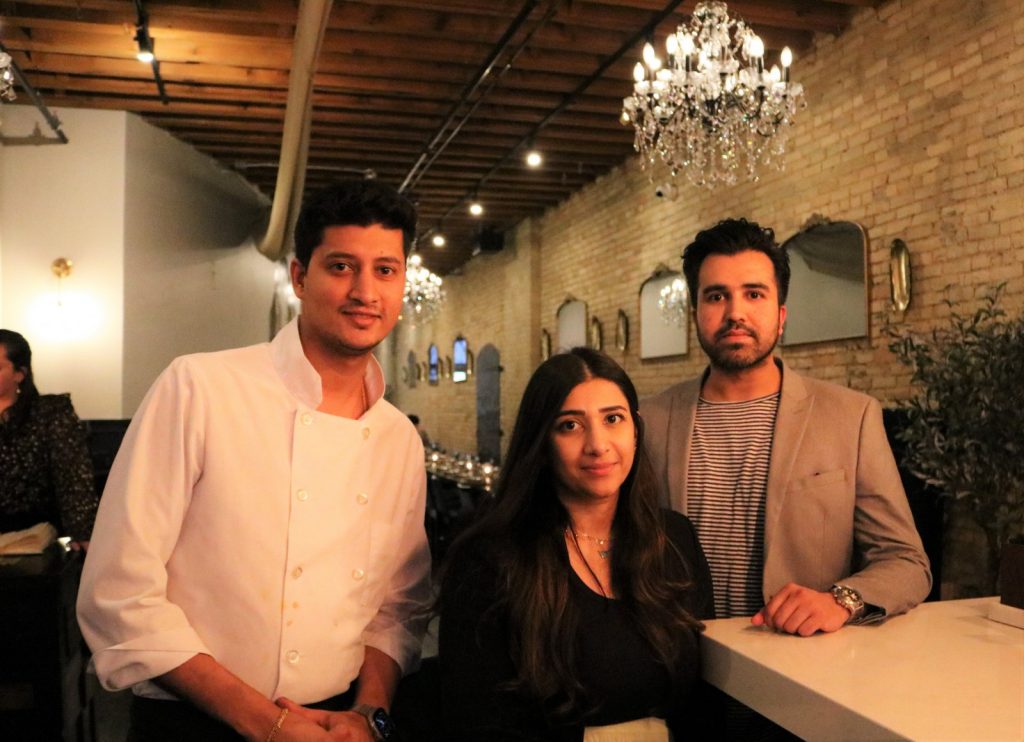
255;0;334;262
0;41;69;144
441;0;688;222
399;0;541;194
403;0;565;198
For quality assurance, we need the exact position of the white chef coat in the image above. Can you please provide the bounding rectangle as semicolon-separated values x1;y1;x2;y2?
77;318;431;704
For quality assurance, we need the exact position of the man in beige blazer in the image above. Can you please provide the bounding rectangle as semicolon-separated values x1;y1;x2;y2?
642;218;930;636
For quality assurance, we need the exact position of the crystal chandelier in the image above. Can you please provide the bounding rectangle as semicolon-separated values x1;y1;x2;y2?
658;277;688;326
0;51;17;102
403;253;445;325
621;1;806;189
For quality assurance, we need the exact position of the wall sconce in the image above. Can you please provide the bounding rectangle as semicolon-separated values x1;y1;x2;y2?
52;256;72;280
27;256;101;342
890;239;911;313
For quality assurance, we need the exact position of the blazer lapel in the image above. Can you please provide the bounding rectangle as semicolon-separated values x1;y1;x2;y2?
764;361;812;563
667;374;703;514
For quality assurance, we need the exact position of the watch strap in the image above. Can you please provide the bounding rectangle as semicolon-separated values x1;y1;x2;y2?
352;703;391;741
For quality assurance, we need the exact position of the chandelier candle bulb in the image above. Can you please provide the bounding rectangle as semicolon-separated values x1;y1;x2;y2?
643;42;656;67
781;46;793;82
748;36;765;74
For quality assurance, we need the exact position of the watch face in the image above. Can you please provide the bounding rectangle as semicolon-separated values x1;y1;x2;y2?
371;708;396;739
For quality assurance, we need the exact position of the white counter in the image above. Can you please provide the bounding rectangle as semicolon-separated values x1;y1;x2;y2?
701;597;1024;741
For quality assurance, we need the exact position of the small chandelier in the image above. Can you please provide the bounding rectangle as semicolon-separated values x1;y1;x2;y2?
658;277;688;326
403;253;445;325
0;51;17;102
621;1;806;189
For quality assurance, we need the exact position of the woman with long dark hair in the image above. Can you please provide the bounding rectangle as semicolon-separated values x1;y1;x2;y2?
0;329;97;549
437;348;713;740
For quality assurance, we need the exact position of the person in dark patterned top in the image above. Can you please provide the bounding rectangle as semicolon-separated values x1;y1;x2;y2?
0;329;97;548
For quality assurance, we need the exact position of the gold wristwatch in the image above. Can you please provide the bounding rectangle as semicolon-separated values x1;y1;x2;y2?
830;584;865;622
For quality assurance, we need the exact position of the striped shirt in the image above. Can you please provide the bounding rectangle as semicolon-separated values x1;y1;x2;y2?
687;392;779;619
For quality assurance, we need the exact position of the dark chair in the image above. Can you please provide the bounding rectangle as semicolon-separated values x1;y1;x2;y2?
81;419;131;498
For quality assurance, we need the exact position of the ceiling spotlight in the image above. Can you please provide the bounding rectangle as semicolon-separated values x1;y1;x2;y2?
525;149;543;168
431;233;446;248
468;201;484;217
135;25;155;63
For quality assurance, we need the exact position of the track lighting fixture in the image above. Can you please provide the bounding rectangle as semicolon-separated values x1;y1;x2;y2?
134;21;155;63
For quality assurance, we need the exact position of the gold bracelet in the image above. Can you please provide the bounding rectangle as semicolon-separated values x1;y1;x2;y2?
265;707;289;742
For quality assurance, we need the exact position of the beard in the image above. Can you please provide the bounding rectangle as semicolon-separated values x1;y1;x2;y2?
697;320;780;372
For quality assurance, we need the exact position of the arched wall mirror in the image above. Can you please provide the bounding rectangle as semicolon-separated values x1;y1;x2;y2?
781;218;869;346
556;298;587;352
427;344;440;385
639;267;688;359
453;336;469;383
406;351;418;389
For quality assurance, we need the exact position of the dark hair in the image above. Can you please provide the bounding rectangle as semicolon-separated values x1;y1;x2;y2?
682;217;791;304
293;179;417;267
0;329;39;429
407;414;420;426
441;348;702;716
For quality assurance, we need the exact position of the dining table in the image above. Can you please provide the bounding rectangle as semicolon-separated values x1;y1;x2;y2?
701;597;1024;741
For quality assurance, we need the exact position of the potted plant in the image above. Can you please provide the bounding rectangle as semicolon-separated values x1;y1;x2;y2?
888;285;1024;597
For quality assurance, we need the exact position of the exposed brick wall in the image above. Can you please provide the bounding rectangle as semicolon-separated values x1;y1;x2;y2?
390;0;1024;457
388;219;540;454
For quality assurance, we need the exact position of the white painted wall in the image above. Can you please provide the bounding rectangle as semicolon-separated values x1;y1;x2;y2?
0;105;126;419
122;114;275;413
1;105;276;418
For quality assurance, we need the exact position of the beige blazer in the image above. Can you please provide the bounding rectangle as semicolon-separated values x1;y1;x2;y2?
640;360;932;618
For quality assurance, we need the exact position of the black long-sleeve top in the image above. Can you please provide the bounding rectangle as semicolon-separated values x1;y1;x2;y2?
438;509;714;741
0;394;97;540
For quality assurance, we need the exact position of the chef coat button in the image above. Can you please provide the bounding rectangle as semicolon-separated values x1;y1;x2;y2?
292;567;303;579
301;413;313;426
352;568;365;581
362;427;371;439
296;489;309;502
286;650;299;664
356;492;369;505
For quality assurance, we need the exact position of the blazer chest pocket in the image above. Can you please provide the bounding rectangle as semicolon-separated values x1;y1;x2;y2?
788;468;847;493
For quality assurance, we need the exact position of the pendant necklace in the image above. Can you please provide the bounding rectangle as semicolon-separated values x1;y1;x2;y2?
574;530;613;559
566;527;609;599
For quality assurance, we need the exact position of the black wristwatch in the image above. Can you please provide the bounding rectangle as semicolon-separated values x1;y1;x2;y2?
352;703;396;741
